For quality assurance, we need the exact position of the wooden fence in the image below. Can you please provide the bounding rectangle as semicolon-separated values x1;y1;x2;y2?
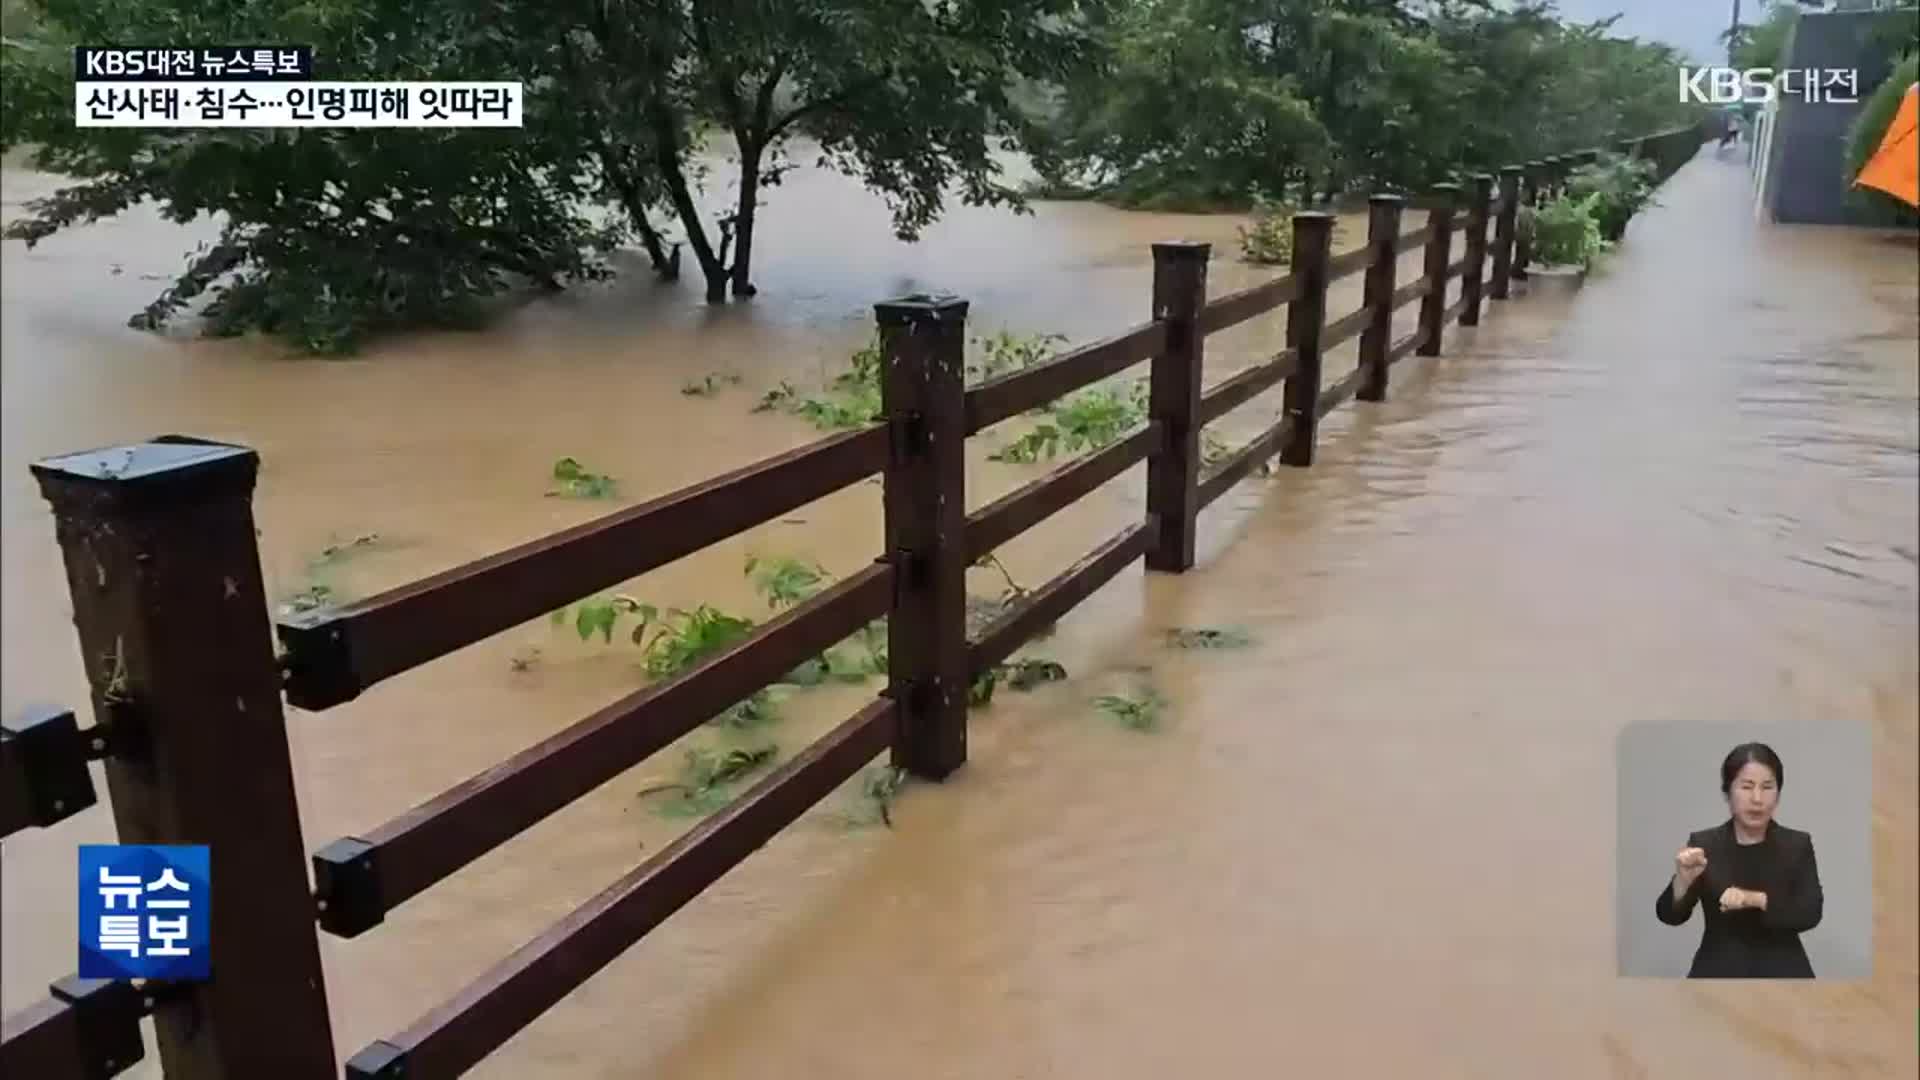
0;124;1702;1080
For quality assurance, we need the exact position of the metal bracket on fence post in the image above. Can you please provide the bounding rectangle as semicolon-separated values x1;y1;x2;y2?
875;296;970;781
30;436;340;1077
49;975;147;1077
1357;194;1403;401
1280;213;1334;467
1145;240;1208;573
344;1040;409;1080
1460;175;1494;327
276;613;365;712
1417;183;1458;357
0;707;97;837
312;836;385;938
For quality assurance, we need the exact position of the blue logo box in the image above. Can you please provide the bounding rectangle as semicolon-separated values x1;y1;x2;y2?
78;844;211;981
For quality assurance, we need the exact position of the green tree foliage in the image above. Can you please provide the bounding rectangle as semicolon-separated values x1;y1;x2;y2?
3;0;1708;351
1034;0;1703;209
561;0;1104;302
1;0;626;353
1726;3;1800;72
1529;193;1605;270
1024;0;1332;209
1564;151;1658;241
2;0;1106;347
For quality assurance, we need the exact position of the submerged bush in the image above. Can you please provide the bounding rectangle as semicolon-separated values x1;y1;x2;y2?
1237;198;1297;264
1565;153;1658;241
1530;194;1605;270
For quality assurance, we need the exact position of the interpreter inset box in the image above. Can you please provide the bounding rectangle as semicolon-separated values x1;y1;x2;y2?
1616;721;1870;979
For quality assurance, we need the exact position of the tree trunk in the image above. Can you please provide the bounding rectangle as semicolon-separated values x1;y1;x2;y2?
596;145;675;278
730;139;762;297
646;101;729;303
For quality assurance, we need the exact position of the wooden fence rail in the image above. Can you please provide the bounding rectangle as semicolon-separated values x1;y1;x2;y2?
1;122;1704;1080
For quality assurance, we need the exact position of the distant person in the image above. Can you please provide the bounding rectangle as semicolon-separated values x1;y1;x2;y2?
1656;743;1823;978
1719;113;1740;151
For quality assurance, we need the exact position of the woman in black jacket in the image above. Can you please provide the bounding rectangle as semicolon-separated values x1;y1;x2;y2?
1656;742;1824;978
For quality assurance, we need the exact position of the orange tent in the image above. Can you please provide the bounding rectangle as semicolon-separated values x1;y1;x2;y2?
1854;82;1919;209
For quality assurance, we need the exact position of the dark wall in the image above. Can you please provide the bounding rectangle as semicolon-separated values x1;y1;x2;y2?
1766;8;1917;226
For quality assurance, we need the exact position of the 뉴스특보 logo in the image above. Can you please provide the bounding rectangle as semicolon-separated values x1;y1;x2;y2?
78;844;211;981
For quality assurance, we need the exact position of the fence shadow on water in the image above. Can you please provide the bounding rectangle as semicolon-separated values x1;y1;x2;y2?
0;126;1705;1080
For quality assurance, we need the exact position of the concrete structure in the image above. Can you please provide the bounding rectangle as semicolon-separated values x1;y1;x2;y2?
1753;6;1917;224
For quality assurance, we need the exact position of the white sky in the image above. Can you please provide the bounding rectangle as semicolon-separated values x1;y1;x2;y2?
1547;0;1750;64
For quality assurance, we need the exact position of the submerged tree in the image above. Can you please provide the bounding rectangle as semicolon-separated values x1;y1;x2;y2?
1026;0;1334;208
3;0;1705;350
2;0;1108;345
551;0;1105;301
1;0;629;352
1032;0;1704;208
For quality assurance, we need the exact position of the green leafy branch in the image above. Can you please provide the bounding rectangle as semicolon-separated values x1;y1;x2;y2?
277;532;387;616
548;457;618;499
968;657;1069;706
1095;687;1167;732
746;554;829;610
969;330;1067;382
1165;626;1254;650
681;372;743;397
754;331;1063;433
640;743;780;818
990;380;1149;464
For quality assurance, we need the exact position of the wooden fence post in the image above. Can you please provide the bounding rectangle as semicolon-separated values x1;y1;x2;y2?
1460;174;1493;327
1145;241;1209;572
1416;183;1458;358
30;437;338;1079
1279;213;1334;467
1356;194;1403;402
1490;166;1521;301
875;295;969;780
1515;160;1543;279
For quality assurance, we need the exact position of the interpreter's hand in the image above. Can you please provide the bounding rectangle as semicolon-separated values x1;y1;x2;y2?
1674;846;1708;887
1718;887;1757;912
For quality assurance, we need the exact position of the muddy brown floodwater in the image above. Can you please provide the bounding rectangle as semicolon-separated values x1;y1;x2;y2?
3;143;1916;1078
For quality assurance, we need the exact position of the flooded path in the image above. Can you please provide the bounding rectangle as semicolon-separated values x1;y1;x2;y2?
3;145;1915;1077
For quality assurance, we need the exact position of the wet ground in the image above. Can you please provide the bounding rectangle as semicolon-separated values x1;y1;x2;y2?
3;142;1915;1077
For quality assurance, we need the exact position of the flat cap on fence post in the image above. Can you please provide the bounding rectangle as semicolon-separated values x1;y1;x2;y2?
1279;213;1335;467
30;436;338;1078
1417;184;1459;358
1146;241;1209;572
876;296;970;780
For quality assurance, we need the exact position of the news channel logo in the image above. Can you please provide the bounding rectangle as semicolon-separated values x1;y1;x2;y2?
71;46;520;128
78;844;211;981
1679;66;1861;106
